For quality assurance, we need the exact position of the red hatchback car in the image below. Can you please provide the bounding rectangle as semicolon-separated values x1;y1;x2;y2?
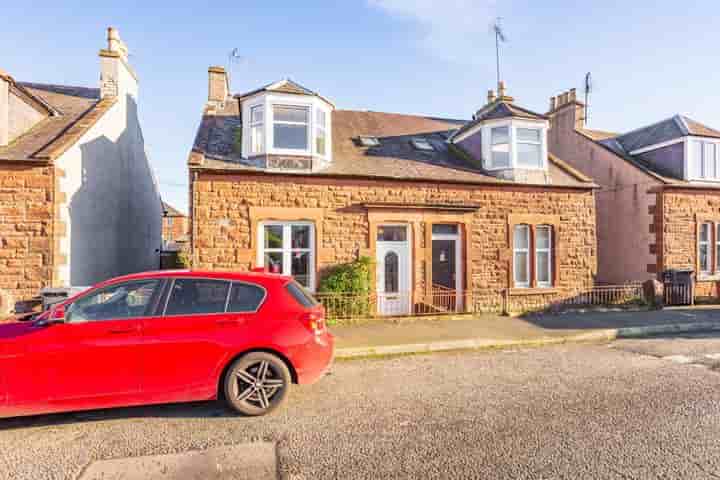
0;270;333;418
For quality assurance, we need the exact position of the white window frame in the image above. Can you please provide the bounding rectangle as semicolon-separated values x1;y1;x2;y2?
535;225;552;288
517;127;543;168
315;109;327;157
257;221;315;291
490;126;511;168
513;224;531;288
699;222;711;274
474;119;549;171
250;105;264;155
271;104;311;153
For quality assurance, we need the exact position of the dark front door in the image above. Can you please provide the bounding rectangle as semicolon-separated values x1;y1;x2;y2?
432;239;456;290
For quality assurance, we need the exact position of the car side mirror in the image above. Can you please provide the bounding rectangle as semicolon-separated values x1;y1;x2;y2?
48;304;67;324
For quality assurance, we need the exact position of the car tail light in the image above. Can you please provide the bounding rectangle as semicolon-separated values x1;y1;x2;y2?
300;308;326;335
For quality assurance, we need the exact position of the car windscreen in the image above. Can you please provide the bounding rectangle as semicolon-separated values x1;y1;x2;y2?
285;281;318;308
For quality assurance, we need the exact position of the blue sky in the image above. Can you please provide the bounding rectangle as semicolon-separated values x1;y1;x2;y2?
3;1;719;213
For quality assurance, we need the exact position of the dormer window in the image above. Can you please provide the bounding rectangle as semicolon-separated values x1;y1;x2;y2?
316;109;327;156
250;105;264;154
273;105;309;150
517;128;542;167
490;126;510;167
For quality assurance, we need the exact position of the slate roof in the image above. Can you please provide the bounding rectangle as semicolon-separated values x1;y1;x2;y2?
190;96;593;188
0;78;114;163
451;99;547;140
162;201;186;217
613;115;720;153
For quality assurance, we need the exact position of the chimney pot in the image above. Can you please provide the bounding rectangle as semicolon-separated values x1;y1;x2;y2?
208;66;229;105
549;96;557;111
498;80;507;98
569;88;577;102
487;89;496;104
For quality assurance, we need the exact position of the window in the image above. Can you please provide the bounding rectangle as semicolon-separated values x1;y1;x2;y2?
164;278;230;316
166;217;173;227
517;128;542;168
699;222;711;274
316;109;327;156
716;224;720;272
358;136;380;147
384;252;400;293
377;225;407;242
411;138;434;151
513;225;530;287
490;126;510;168
535;226;552;287
273;105;309;150
250;105;264;154
432;224;459;235
286;281;319;308
260;222;314;289
227;282;266;312
66;279;160;322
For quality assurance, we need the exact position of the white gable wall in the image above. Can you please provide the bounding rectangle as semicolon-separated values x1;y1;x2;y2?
55;61;161;287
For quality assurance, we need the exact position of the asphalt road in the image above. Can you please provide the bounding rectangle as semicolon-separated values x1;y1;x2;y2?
3;335;720;479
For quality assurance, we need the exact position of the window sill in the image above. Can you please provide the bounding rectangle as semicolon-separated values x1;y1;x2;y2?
697;274;720;282
509;287;558;296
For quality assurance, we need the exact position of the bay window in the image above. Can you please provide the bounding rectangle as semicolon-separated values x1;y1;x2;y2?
259;222;315;289
517;128;542;167
250;105;264;154
273;105;309;150
513;224;554;288
491;126;511;168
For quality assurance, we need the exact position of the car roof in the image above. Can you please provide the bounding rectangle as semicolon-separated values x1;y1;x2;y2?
98;270;291;287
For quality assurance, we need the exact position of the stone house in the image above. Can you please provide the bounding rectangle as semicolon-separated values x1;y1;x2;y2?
548;89;720;299
0;28;162;311
188;68;598;314
162;201;189;250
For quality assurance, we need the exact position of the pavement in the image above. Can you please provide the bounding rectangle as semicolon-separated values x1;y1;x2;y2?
3;336;720;479
332;307;720;357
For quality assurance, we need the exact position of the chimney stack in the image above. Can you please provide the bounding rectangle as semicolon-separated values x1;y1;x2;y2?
99;27;137;99
0;70;9;147
487;89;496;104
208;66;229;106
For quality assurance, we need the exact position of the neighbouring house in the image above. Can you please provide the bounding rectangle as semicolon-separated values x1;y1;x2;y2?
188;68;598;315
548;88;720;300
162;201;189;251
0;27;161;311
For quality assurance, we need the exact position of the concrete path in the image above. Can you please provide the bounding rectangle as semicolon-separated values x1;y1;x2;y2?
78;443;277;480
332;307;720;358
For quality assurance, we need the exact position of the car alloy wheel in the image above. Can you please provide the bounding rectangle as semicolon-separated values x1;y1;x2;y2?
224;352;291;416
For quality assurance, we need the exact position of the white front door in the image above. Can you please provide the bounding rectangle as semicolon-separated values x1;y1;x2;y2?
376;225;411;316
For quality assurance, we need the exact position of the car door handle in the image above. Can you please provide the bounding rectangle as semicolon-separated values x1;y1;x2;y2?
216;317;245;326
108;326;139;334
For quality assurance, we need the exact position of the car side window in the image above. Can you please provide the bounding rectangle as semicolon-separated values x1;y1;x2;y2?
227;282;266;313
164;278;230;316
66;280;161;323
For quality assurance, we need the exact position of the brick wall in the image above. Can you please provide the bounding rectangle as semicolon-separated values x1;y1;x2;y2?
659;188;720;298
0;163;56;309
191;171;597;311
162;215;189;245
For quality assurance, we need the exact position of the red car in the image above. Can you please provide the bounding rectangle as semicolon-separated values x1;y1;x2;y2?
0;270;333;418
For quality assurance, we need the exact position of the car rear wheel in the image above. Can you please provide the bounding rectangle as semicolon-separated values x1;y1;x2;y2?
224;352;291;416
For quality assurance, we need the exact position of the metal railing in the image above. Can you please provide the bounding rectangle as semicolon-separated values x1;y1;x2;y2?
316;283;649;322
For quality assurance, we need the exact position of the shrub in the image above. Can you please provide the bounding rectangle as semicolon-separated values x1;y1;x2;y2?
319;256;372;294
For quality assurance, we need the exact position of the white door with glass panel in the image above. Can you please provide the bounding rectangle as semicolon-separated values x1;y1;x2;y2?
258;222;314;290
376;225;411;316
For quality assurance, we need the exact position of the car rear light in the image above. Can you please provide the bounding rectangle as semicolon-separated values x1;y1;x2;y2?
300;309;326;335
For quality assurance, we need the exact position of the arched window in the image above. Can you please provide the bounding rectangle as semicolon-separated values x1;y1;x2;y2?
384;251;399;293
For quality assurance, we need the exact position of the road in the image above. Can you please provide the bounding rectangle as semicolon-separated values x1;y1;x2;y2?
2;333;720;479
